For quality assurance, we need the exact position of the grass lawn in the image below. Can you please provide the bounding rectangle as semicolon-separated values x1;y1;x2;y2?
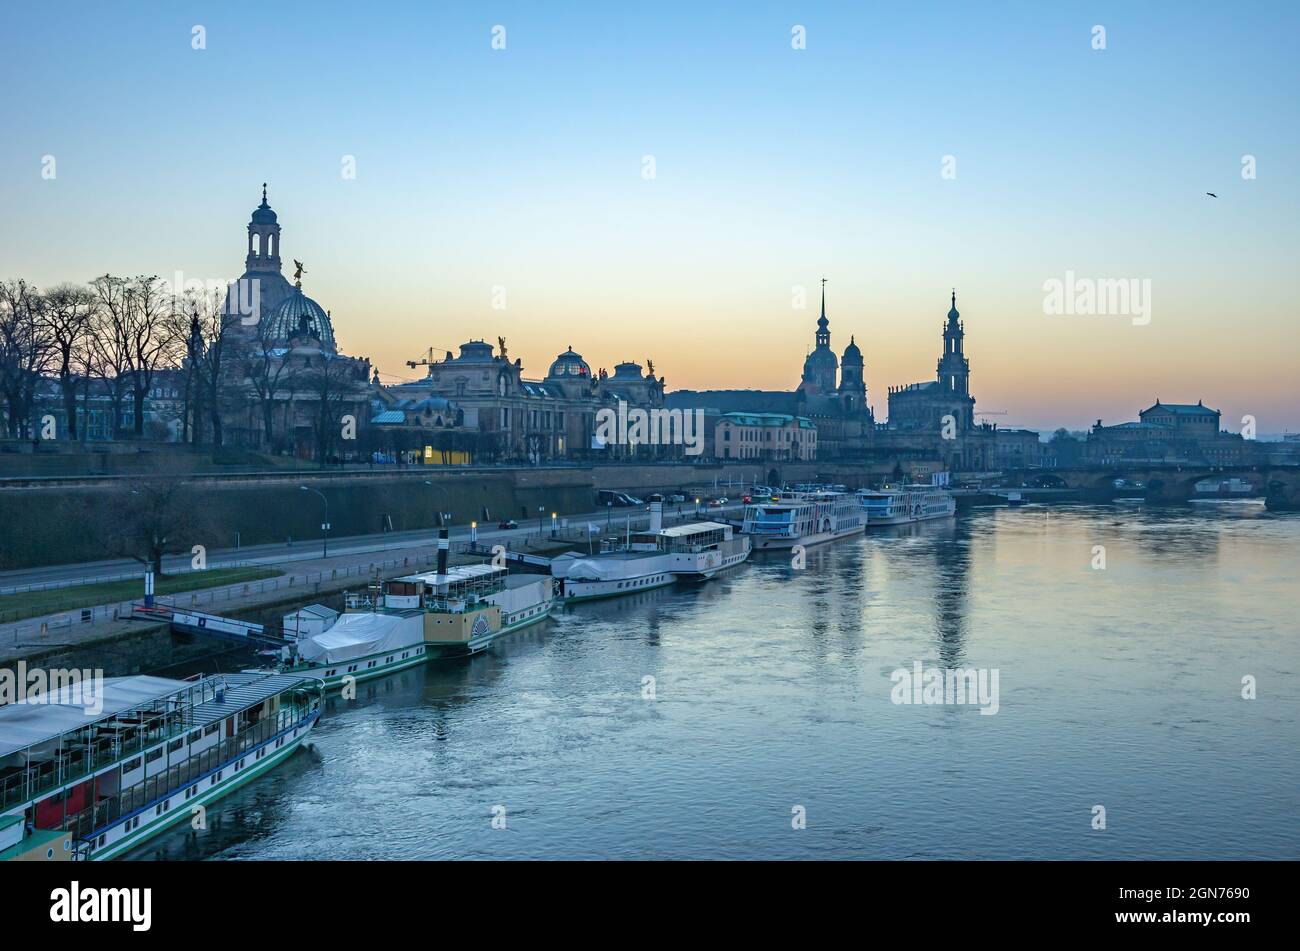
0;566;284;624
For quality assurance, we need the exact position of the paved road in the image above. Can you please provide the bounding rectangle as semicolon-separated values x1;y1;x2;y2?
0;502;744;593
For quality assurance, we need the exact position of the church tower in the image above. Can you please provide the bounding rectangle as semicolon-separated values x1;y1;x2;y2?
227;184;295;327
799;279;838;395
246;183;281;275
937;290;970;397
838;335;866;412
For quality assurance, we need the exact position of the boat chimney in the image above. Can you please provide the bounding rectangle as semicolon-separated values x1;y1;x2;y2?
436;528;449;575
649;494;663;533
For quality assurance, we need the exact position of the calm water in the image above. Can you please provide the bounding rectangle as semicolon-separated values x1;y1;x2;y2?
130;504;1300;860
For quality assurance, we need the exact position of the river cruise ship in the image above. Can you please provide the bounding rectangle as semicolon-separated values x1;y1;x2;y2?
0;672;322;862
741;490;864;551
856;484;956;526
552;499;750;601
270;532;555;689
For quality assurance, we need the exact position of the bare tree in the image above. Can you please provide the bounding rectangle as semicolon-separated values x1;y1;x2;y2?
99;466;214;575
86;275;134;439
244;318;299;452
88;274;182;440
301;355;364;465
184;287;243;447
0;279;52;438
123;275;180;437
41;284;97;441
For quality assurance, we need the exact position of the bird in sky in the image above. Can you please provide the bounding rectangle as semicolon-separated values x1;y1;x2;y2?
1205;192;1218;198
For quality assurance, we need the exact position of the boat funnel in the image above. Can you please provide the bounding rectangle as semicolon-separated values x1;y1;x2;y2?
437;528;450;575
649;494;663;533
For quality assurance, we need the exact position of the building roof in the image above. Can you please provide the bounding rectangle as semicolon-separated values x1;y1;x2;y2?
265;287;336;352
720;412;814;429
1143;400;1219;416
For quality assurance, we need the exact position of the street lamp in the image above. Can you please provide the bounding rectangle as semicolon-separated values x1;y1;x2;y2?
300;485;329;558
423;480;451;528
551;511;557;538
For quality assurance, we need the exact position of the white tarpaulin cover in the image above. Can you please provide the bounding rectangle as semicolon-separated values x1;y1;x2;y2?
296;612;419;664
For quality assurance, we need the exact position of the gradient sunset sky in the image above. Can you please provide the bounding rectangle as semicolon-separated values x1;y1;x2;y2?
2;2;1297;432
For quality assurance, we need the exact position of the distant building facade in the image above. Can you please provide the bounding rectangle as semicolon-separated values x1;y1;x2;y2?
877;292;994;471
1086;400;1251;465
715;412;816;461
386;341;672;463
668;281;873;459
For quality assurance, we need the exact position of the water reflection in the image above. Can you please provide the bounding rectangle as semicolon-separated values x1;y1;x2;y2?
124;504;1300;860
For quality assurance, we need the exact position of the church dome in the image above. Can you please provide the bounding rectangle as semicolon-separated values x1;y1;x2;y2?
611;361;643;380
266;287;335;351
251;202;277;225
842;336;862;364
947;291;960;321
547;346;591;379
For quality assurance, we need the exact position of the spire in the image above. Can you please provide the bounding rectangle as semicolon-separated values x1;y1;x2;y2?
261;182;268;205
817;277;828;331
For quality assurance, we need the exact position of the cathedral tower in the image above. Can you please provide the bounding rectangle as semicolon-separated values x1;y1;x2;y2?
937;290;970;397
799;279;838;395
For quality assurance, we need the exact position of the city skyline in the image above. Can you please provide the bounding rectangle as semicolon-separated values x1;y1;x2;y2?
3;1;1298;433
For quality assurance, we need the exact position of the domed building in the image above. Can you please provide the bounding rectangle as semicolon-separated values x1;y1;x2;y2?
264;286;337;353
546;347;591;380
386;338;670;463
206;187;372;460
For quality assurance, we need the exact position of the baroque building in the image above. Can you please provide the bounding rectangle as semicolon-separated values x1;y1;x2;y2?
384;340;672;463
209;187;373;459
668;280;874;459
879;291;993;471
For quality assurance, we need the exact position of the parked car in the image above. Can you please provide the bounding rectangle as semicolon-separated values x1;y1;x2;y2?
665;493;686;503
498;519;518;530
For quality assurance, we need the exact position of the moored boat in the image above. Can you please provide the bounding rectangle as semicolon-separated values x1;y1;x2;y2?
272;531;555;688
552;497;750;601
0;672;322;862
856;483;956;526
741;489;864;550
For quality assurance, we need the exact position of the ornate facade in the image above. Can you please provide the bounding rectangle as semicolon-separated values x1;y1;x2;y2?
212;188;373;459
386;340;672;463
880;292;993;470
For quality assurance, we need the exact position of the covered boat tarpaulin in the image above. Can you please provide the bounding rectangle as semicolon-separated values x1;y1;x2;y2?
296;613;418;664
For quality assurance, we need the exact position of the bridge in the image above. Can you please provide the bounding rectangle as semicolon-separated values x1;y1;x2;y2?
999;464;1300;509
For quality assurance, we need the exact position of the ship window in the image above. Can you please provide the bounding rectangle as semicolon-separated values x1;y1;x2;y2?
123;756;141;772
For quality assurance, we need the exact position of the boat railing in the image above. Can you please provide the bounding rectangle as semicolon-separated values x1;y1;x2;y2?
1;698;213;813
59;702;317;847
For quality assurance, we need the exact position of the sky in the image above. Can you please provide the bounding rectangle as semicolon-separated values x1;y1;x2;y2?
2;1;1297;433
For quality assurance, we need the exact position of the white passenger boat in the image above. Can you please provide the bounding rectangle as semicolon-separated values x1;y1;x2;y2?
0;672;322;862
268;531;555;689
740;490;864;550
856;483;956;526
552;498;750;601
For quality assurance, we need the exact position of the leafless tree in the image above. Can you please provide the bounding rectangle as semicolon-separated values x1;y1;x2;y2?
184;287;243;447
99;465;215;575
88;274;183;440
41;283;98;441
244;318;299;452
0;279;52;438
300;355;364;465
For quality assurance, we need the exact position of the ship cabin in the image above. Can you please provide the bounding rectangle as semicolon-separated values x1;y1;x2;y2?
0;673;322;861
